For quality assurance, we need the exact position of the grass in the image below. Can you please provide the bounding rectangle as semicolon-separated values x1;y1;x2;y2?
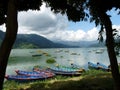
3;69;114;90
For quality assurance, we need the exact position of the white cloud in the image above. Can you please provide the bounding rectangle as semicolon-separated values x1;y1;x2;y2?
16;4;100;42
113;25;120;30
17;3;68;35
86;28;99;41
46;27;99;42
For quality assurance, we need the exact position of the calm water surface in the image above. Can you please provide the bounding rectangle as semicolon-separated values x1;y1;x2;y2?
6;47;120;75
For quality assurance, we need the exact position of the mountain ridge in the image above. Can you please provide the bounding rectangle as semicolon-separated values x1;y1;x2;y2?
0;30;78;48
0;30;105;48
54;40;105;48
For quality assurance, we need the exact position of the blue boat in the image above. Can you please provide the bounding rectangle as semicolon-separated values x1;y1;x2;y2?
48;66;83;73
15;70;55;78
5;75;44;83
33;65;83;76
88;62;110;71
97;62;111;71
51;71;82;76
70;63;81;69
47;65;84;76
88;62;99;70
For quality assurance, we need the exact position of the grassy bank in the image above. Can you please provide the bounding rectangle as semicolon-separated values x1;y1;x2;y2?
3;70;114;90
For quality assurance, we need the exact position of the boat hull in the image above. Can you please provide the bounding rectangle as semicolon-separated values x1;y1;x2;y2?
5;75;44;83
88;62;110;72
33;66;83;76
15;70;55;78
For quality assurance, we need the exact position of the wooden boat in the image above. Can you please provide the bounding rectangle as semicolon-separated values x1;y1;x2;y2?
5;75;44;83
32;54;42;57
88;62;99;70
51;71;82;76
48;66;83;73
47;66;84;76
15;70;55;78
33;65;83;76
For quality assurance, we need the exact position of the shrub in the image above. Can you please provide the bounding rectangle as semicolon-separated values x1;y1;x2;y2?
46;58;56;64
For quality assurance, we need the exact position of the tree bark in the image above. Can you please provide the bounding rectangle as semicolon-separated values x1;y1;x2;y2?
99;12;120;90
0;0;18;89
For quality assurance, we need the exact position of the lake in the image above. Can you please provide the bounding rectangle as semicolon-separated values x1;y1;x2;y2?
6;47;120;75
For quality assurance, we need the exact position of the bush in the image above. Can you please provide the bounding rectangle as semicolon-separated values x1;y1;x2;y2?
46;58;56;64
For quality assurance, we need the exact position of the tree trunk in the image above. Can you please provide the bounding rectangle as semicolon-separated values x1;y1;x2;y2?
0;0;18;89
99;12;120;90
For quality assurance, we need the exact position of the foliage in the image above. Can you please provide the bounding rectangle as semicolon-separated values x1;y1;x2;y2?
44;0;88;22
46;58;56;64
113;29;120;55
97;25;104;43
44;0;120;25
98;27;120;55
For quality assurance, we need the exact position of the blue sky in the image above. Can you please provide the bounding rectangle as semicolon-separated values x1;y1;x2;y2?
68;21;95;31
108;9;120;25
0;4;120;42
110;14;120;25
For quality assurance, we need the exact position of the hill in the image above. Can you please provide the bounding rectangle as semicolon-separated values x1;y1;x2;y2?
0;30;77;48
14;34;75;48
0;30;105;48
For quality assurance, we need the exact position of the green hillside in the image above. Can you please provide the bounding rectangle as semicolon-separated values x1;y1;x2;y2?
0;30;73;48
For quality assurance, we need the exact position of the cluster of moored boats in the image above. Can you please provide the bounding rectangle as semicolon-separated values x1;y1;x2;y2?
5;62;110;82
5;69;55;83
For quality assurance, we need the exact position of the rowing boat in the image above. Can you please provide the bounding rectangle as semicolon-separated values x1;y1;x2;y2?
5;75;44;83
15;70;55;78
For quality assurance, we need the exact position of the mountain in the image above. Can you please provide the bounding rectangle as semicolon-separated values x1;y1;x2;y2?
14;34;75;48
54;40;105;48
0;30;77;48
0;30;105;48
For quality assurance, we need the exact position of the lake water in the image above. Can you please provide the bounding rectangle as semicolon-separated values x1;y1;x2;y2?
6;47;120;75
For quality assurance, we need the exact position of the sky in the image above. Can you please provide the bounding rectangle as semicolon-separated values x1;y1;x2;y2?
0;4;120;42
